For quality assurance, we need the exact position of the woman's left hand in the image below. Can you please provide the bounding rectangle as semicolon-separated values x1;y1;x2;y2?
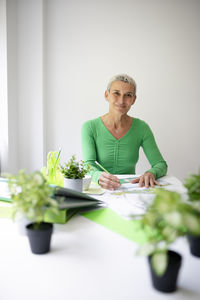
131;172;161;188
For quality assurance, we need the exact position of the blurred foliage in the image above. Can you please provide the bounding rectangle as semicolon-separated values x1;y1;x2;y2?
137;189;200;276
184;169;200;201
7;170;59;229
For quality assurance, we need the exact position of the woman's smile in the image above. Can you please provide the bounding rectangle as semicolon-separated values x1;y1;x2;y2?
105;80;136;115
115;103;126;109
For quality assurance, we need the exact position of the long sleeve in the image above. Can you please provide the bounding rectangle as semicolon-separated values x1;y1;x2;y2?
141;123;168;179
81;121;102;183
81;117;168;183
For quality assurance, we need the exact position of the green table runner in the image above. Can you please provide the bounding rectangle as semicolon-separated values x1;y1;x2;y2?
82;208;146;244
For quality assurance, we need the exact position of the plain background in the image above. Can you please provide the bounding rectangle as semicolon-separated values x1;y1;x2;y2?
1;0;200;181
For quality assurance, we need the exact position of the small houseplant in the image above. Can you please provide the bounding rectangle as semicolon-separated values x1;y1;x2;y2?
184;169;200;257
41;149;64;187
60;155;91;192
137;188;199;293
7;170;59;254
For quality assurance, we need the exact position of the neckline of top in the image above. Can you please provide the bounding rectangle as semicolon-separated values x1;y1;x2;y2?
98;117;135;141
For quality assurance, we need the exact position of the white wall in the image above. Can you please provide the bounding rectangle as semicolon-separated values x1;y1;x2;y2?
45;0;200;181
0;0;8;172
17;0;45;170
3;0;200;181
0;0;18;173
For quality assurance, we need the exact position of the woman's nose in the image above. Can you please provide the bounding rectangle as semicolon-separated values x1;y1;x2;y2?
118;95;125;103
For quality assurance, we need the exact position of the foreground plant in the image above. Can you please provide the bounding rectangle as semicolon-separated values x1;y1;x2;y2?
184;170;200;257
137;189;200;276
7;170;59;229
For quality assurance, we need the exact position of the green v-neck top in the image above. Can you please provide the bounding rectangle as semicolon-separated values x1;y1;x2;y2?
81;117;167;183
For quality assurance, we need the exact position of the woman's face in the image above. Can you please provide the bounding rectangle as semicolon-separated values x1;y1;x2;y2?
105;81;136;115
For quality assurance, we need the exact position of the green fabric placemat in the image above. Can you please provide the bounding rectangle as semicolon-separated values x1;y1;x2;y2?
82;208;146;245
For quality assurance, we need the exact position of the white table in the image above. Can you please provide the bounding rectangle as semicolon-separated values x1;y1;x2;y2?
0;176;200;300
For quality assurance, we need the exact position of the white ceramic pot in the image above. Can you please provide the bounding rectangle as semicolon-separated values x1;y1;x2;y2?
64;178;83;192
83;175;92;191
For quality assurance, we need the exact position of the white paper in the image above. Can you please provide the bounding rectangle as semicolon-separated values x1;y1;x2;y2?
95;175;187;220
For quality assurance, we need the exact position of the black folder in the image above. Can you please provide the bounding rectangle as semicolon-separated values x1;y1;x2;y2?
44;186;104;224
53;186;104;209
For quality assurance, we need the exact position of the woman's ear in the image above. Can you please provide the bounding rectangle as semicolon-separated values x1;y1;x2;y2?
105;90;109;101
132;95;137;105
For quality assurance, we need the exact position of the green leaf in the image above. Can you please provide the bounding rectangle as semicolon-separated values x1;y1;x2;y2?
183;212;200;235
164;211;182;228
151;251;168;276
162;226;178;243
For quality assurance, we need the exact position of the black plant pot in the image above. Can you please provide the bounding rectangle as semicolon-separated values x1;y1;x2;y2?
187;234;200;257
26;222;53;254
148;250;182;293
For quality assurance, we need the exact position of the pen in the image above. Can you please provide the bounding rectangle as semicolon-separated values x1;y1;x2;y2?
95;161;110;173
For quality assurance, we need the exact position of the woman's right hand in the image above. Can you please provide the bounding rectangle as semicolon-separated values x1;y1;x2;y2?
98;172;120;190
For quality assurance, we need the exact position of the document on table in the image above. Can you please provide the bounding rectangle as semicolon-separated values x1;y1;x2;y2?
93;175;187;220
92;175;154;219
100;192;155;220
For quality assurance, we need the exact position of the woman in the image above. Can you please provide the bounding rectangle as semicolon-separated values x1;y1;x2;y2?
81;74;167;190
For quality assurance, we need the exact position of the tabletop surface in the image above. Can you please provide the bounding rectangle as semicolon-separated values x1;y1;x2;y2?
0;175;200;300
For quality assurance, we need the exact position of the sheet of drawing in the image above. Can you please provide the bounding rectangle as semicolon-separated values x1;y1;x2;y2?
96;191;154;220
94;175;187;219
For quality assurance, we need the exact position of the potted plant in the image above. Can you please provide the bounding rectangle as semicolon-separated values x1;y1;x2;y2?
7;170;59;254
60;155;91;192
137;189;197;293
184;169;200;257
41;149;64;187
